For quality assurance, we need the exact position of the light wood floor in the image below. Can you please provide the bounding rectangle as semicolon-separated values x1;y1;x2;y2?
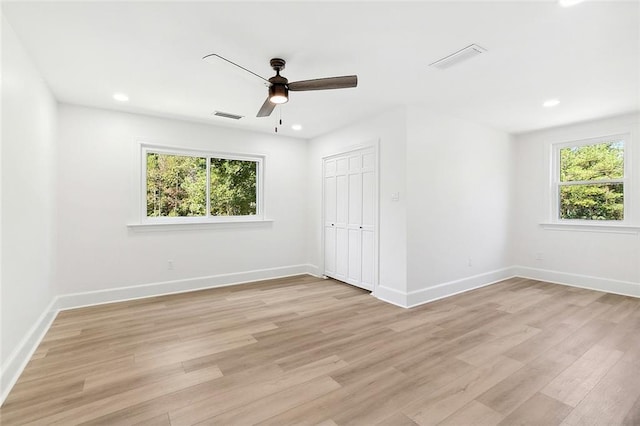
2;276;640;425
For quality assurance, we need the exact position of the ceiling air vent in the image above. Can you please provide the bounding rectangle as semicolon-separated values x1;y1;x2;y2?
429;44;487;69
212;111;244;120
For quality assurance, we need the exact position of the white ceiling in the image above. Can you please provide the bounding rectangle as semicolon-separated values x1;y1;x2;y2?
2;1;638;139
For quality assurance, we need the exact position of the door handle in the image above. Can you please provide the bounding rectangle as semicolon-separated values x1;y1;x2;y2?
359;226;363;229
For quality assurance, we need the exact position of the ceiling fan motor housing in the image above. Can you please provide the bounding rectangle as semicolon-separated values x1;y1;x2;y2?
270;58;286;72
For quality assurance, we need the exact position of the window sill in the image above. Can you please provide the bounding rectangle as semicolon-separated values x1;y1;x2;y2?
540;222;640;235
128;218;274;232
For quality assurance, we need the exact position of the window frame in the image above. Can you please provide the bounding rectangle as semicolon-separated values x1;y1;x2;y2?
550;133;631;225
140;143;265;224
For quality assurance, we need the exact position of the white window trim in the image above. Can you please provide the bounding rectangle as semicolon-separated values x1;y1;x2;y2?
548;133;633;230
135;143;266;226
539;222;640;235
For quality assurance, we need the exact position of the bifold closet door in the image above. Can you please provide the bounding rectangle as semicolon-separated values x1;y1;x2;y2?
323;148;375;291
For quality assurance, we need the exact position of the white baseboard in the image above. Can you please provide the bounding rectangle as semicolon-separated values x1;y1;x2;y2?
56;264;316;311
374;268;516;309
513;265;640;298
375;285;409;307
304;264;323;278
0;263;316;405
406;267;516;308
0;297;58;405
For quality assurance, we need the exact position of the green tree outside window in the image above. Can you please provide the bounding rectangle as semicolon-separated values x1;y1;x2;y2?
558;140;624;221
146;152;258;218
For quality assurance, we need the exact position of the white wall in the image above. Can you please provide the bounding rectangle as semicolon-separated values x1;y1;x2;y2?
512;113;640;294
307;106;515;306
307;107;408;302
55;104;309;297
1;13;58;397
406;107;514;302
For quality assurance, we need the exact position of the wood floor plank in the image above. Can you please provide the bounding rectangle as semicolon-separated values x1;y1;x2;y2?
375;412;419;426
257;366;409;426
169;355;348;426
552;317;617;358
622;394;640;426
330;367;413;425
438;400;504;426
541;344;624;407
503;323;576;363
560;359;640;425
476;349;576;416
497;392;573;426
402;355;524;425
597;313;640;353
455;325;540;366
496;290;553;314
80;363;286;425
1;275;639;425
199;375;341;425
3;366;222;425
131;412;171;426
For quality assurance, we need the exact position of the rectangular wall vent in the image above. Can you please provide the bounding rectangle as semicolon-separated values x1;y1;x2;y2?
429;44;487;69
213;111;244;120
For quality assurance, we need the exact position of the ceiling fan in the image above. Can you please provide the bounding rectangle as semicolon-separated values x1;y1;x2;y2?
203;54;358;118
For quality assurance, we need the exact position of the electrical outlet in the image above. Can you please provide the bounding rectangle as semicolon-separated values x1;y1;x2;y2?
535;252;543;261
467;257;473;267
168;260;174;270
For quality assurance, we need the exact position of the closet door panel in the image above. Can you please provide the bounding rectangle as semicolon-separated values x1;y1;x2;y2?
336;175;348;226
324;227;336;275
349;154;362;171
336;228;348;279
324;176;336;224
348;173;362;227
361;230;374;289
348;229;362;283
362;170;375;229
336;157;349;174
362;152;375;170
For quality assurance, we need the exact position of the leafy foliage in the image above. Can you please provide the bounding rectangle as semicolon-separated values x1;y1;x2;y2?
559;141;624;220
209;158;257;216
146;153;257;218
147;153;206;217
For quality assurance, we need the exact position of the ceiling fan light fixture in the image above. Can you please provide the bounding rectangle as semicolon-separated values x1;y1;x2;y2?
269;84;288;104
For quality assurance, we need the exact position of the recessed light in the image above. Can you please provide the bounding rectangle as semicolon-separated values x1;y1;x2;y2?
543;99;560;108
113;93;129;102
559;0;584;7
291;124;302;131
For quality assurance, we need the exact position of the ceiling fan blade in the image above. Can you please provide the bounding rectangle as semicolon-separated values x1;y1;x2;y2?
257;97;276;117
288;75;358;91
202;53;270;84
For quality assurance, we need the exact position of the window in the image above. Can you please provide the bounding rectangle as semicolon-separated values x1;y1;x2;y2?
142;145;263;223
552;134;628;222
